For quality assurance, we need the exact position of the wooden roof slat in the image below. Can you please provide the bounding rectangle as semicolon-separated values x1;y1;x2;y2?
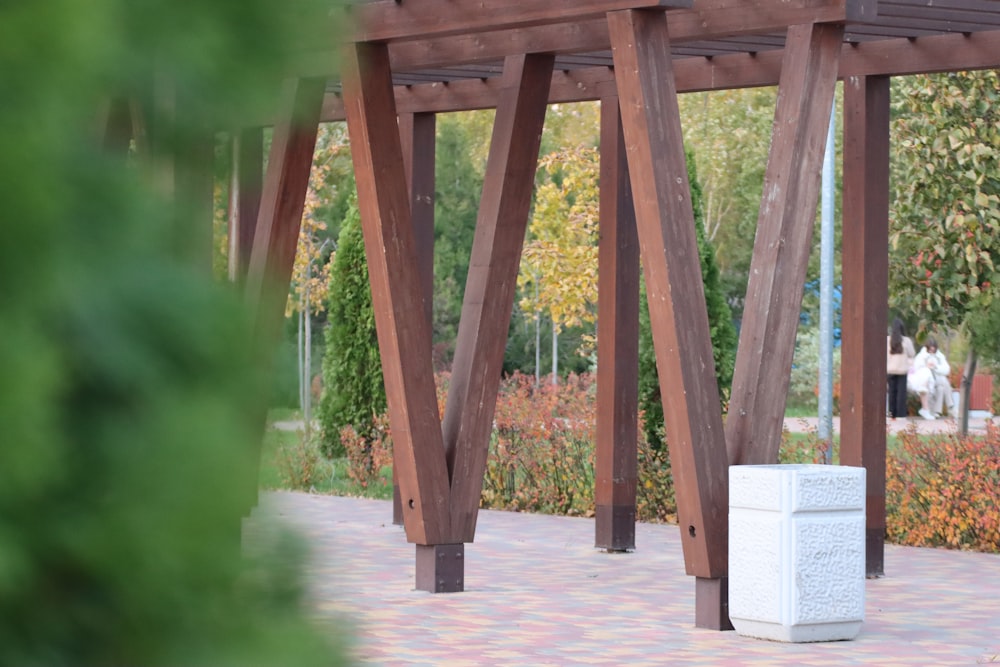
875;0;1000;28
845;23;952;39
883;0;1000;14
396;66;505;82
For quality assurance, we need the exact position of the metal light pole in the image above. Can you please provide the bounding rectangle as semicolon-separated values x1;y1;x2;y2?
818;98;836;463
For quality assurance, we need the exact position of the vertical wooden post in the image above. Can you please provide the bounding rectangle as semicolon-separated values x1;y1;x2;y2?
726;22;844;466
442;53;554;543
594;90;640;553
840;74;889;578
399;112;437;333
341;42;453;551
394;112;437;527
608;9;730;628
229;128;264;287
245;78;325;340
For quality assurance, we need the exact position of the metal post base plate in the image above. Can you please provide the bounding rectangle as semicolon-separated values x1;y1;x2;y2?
595;503;636;552
695;576;734;630
415;543;464;593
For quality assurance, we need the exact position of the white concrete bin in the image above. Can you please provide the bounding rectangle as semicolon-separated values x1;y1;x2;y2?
729;464;866;642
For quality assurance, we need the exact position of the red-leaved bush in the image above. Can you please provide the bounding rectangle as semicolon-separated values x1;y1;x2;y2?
481;372;678;521
485;372;596;516
340;414;392;489
336;371;997;553
635;437;676;523
886;424;1000;552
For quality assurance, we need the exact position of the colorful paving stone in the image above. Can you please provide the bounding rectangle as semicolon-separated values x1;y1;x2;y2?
245;492;1000;666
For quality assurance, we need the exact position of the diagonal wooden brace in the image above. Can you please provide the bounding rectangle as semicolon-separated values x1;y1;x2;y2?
341;41;452;547
442;53;555;543
726;22;845;467
608;8;729;580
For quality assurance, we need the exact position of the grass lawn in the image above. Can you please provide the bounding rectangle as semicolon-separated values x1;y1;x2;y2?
259;417;392;498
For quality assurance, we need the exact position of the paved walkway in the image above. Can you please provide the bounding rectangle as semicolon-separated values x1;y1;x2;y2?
786;414;998;435
245;492;1000;666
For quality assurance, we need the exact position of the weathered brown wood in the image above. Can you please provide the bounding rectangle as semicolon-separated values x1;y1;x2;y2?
244;78;325;333
341;41;452;546
608;8;729;579
594;91;640;553
240;77;323;514
318;29;1000;121
695;576;733;631
726;22;844;466
875;0;1000;32
347;0;686;44
398;112;437;333
840;29;1000;78
840;74;889;578
393;112;437;527
442;53;555;542
228;128;263;286
302;0;873;79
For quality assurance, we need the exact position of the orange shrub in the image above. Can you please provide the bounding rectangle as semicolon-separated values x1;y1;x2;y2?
886;424;1000;552
485;372;596;516
341;371;998;553
340;414;392;489
479;372;679;521
635;436;676;523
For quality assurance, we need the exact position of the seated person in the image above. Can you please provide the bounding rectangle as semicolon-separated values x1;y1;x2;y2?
910;337;955;420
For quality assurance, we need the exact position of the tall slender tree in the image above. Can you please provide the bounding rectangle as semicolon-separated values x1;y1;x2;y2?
318;192;386;457
519;146;601;382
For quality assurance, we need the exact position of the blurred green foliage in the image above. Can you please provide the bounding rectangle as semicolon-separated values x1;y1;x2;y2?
0;0;348;664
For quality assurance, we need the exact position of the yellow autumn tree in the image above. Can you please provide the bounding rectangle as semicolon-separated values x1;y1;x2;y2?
518;146;600;383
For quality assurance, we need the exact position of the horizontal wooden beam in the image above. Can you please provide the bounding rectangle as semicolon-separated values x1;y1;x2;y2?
302;0;873;78
345;0;687;44
316;29;1000;120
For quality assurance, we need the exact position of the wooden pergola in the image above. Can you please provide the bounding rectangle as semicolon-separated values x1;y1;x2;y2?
227;0;1000;629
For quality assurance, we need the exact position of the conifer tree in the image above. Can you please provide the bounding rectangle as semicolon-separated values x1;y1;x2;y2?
318;193;387;457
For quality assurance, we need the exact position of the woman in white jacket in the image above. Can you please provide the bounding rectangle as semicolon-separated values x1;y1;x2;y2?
910;337;955;419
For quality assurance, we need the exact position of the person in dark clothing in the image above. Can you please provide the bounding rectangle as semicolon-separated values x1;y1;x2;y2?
886;318;915;419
